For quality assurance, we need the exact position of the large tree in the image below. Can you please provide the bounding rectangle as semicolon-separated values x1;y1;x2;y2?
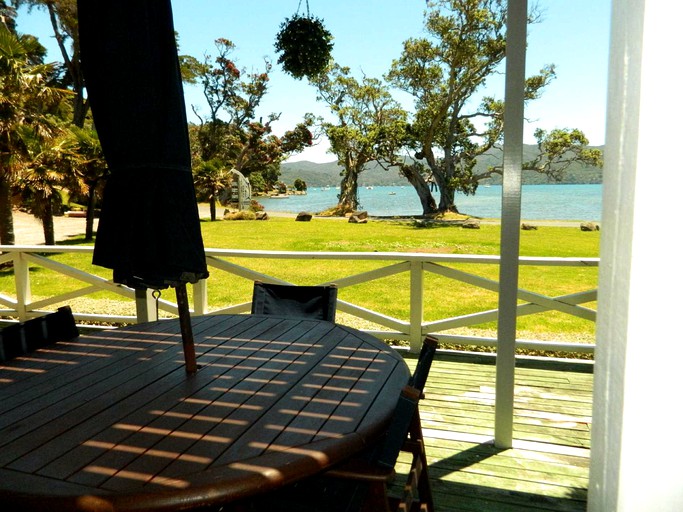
387;0;601;215
15;123;69;245
312;63;407;215
183;39;313;196
0;20;65;245
13;0;86;127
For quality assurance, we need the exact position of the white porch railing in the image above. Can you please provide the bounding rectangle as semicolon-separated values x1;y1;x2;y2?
0;245;599;353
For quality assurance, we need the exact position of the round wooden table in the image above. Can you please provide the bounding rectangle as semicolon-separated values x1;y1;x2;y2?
0;314;410;511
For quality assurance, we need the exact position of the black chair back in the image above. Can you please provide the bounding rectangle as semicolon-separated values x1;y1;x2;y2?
375;385;421;469
251;282;338;322
409;335;439;393
0;306;78;362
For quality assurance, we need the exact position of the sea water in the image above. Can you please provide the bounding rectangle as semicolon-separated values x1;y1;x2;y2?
257;184;602;221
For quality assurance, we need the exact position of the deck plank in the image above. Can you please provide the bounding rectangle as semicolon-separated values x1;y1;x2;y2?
399;351;592;512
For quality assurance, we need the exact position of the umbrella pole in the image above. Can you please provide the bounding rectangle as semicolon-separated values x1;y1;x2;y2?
175;284;198;374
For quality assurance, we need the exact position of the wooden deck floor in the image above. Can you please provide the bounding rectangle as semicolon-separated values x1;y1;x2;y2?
398;351;593;512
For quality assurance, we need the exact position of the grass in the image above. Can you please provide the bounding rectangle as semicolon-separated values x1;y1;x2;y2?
1;213;600;345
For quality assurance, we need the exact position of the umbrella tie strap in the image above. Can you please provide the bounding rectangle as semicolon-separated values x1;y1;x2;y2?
152;289;162;320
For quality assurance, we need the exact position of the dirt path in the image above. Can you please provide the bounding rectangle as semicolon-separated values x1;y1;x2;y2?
9;211;97;246
8;205;302;245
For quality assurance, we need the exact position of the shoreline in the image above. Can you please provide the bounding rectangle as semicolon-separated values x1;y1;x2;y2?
8;206;587;246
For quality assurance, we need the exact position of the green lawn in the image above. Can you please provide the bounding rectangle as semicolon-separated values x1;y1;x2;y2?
1;214;600;345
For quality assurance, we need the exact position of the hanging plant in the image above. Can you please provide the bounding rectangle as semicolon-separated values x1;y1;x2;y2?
274;3;333;80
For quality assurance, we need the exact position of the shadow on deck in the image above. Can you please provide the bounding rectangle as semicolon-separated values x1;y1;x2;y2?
399;350;593;512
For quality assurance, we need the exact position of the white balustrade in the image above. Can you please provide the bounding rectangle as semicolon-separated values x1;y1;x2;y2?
0;245;598;353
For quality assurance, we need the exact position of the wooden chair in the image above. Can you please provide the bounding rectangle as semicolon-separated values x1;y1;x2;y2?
0;306;78;362
250;281;338;322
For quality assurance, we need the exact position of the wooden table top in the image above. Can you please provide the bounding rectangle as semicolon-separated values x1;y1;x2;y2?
0;314;410;511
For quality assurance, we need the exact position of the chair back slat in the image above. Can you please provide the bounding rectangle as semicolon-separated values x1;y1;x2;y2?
408;335;439;393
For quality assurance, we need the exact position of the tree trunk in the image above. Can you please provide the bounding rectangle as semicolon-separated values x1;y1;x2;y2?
0;175;15;246
436;175;460;213
85;184;97;241
336;169;360;215
41;208;55;246
209;197;217;221
401;166;438;215
73;92;88;129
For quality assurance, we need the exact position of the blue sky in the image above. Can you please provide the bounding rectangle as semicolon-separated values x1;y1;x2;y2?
16;0;611;163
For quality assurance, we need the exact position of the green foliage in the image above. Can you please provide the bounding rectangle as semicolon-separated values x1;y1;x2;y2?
193;159;229;221
387;0;600;215
312;64;408;213
293;178;307;191
187;38;313;191
274;14;333;79
247;171;266;193
0;22;69;244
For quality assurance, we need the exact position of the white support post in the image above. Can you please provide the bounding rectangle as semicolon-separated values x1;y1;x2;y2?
409;260;424;352
13;252;31;320
193;279;208;316
135;288;158;323
494;0;527;449
588;1;683;510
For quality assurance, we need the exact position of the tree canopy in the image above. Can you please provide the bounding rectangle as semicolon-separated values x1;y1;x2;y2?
182;38;313;200
0;18;69;244
311;63;407;214
385;0;601;215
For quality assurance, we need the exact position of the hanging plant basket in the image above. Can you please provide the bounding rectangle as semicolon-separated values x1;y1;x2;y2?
274;13;333;80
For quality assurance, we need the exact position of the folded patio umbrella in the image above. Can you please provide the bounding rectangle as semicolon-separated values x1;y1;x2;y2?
78;0;208;291
78;0;208;372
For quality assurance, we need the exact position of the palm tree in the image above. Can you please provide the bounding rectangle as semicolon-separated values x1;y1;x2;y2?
62;125;108;241
0;23;66;245
15;125;69;245
193;159;229;221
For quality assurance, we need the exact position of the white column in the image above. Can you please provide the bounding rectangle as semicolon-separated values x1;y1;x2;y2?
495;0;527;449
588;0;683;510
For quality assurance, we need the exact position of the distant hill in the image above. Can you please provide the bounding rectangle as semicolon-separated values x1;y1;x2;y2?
280;145;603;188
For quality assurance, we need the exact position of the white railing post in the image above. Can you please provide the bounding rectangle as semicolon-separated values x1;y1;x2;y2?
13;251;31;320
409;260;424;352
135;288;158;323
193;279;208;316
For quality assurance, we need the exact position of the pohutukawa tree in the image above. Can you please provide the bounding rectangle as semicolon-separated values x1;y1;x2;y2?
182;38;314;202
387;0;602;215
312;63;407;215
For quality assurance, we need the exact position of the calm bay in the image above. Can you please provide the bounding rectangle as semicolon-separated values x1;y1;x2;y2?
256;183;602;221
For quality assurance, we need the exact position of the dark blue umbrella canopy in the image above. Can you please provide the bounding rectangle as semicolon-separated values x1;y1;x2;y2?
78;0;209;290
